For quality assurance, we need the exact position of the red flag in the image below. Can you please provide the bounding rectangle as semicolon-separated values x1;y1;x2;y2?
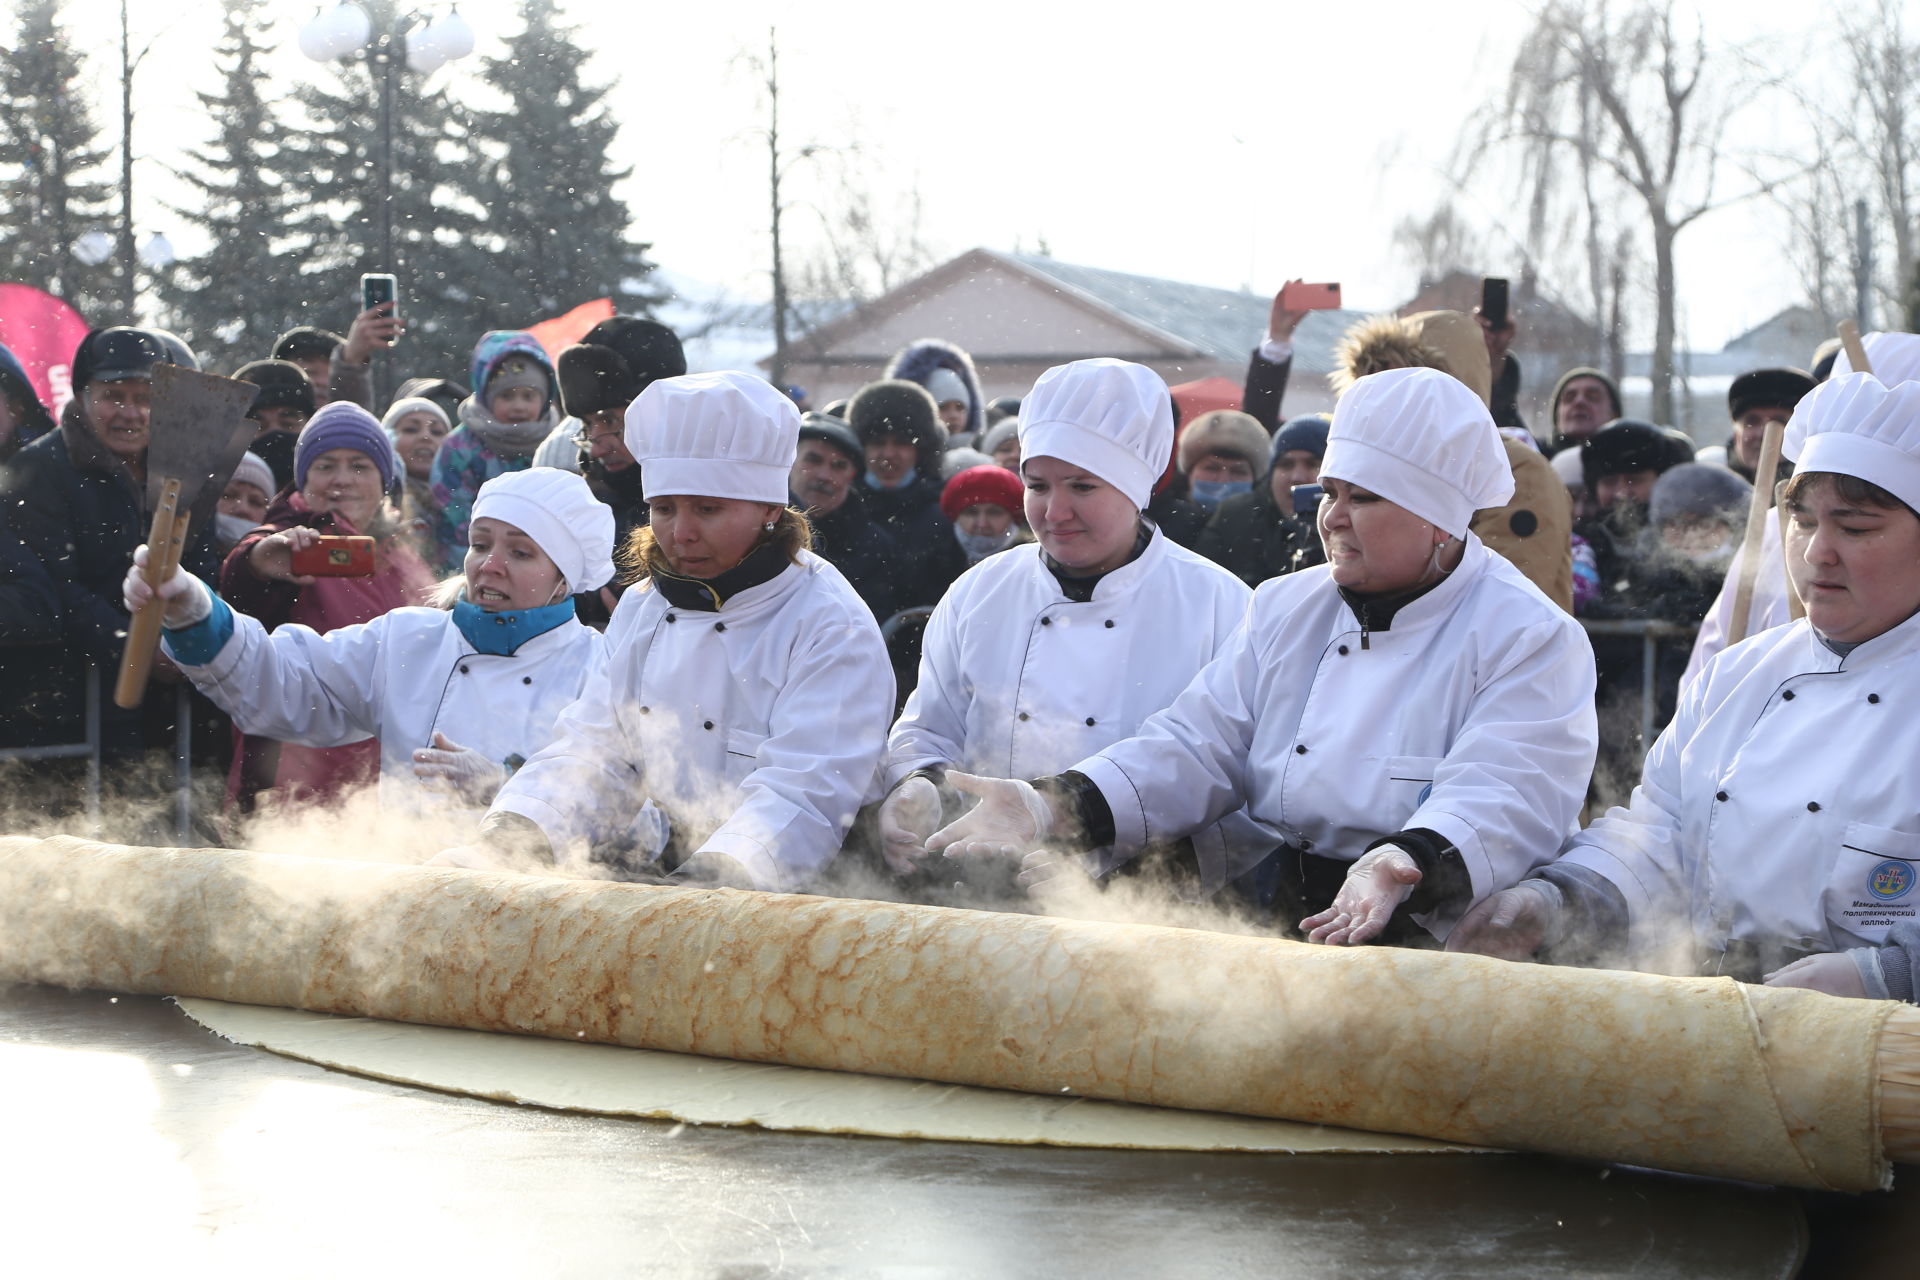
526;298;615;364
0;283;90;418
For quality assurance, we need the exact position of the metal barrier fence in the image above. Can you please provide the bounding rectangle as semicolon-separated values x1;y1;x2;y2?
1578;618;1700;754
0;670;196;842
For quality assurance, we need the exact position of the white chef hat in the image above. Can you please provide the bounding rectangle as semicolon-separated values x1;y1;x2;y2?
627;370;798;505
1830;332;1920;387
924;367;969;408
471;467;617;592
1784;372;1920;514
1321;367;1514;538
1017;359;1172;509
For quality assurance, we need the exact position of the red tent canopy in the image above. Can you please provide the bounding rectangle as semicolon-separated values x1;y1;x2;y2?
1169;375;1242;423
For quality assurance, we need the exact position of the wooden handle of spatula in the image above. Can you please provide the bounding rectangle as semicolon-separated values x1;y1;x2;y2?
1839;319;1872;377
1725;419;1786;649
114;478;187;709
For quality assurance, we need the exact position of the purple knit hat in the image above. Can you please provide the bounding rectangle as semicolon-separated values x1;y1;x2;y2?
295;401;398;491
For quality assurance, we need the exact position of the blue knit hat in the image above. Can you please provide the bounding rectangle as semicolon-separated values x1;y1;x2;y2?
1269;414;1330;470
295;401;398;491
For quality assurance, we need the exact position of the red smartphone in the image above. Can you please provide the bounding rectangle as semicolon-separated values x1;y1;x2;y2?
290;535;376;577
1280;281;1342;311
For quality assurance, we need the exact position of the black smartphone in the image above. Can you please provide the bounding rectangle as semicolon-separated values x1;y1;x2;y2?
1290;483;1325;519
1480;277;1510;330
360;272;398;318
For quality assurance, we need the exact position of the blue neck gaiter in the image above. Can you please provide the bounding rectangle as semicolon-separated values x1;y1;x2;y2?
452;597;575;656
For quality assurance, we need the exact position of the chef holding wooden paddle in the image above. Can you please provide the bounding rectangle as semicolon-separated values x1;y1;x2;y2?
1453;370;1920;1002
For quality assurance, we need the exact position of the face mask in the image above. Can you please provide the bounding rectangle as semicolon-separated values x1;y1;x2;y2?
215;513;259;546
866;467;916;492
1189;479;1251;511
955;525;1018;562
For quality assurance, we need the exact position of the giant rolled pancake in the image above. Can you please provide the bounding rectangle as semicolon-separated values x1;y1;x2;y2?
1;835;1912;1190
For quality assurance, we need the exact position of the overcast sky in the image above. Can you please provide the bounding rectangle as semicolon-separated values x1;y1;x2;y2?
52;0;1869;351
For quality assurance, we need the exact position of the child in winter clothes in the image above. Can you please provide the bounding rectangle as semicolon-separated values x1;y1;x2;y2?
427;331;562;570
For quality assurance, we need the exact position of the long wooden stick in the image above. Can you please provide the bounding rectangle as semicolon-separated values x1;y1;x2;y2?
1725;418;1786;648
1839;318;1872;376
114;478;186;709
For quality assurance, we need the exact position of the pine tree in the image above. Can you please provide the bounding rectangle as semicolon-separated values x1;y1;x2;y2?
462;0;661;324
269;47;486;381
0;0;119;321
159;0;314;371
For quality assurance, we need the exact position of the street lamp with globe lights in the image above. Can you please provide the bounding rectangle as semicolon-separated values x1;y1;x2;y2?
297;2;476;276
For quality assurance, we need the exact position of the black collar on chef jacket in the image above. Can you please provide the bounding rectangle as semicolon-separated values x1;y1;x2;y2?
1337;575;1448;650
649;539;790;612
1041;517;1155;603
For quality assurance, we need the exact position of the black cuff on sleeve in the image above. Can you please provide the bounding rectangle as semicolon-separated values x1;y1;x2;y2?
904;766;947;789
1535;862;1631;965
1034;771;1115;850
1369;828;1470;917
477;810;555;866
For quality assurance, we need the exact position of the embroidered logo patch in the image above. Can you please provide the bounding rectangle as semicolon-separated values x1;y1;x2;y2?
1869;860;1916;901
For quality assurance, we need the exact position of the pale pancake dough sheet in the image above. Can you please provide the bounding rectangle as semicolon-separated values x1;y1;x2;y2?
175;997;1482;1153
0;836;1898;1190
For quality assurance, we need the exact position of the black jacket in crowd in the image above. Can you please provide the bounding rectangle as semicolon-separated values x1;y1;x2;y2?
860;475;967;615
0;405;221;754
804;487;903;622
1195;482;1325;590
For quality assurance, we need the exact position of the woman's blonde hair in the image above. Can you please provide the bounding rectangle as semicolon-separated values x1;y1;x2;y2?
621;505;812;586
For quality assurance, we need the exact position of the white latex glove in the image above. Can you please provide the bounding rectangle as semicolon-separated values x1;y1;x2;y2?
412;732;508;804
1015;847;1098;904
924;771;1054;860
122;544;213;630
1446;880;1564;961
672;851;758;891
877;776;942;874
1301;844;1423;946
1765;952;1870;999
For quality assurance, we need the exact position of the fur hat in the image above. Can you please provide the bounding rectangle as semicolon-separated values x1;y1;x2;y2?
941;463;1025;521
1177;409;1269;475
272;326;344;363
885;338;986;438
1648;463;1751;530
235;359;316;418
1329;310;1491;405
1728;368;1814;421
1580;419;1680;489
848;379;944;480
557;317;687;419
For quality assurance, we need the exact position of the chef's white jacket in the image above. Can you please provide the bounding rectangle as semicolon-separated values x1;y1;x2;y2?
173;605;605;821
491;551;893;891
886;528;1278;890
1561;608;1920;956
1072;536;1598;935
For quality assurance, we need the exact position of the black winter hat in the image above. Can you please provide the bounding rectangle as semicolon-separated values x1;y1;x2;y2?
1581;418;1681;488
234;359;316;417
273;327;345;362
558;317;687;419
1728;367;1814;421
72;327;178;387
798;412;862;467
849;379;943;480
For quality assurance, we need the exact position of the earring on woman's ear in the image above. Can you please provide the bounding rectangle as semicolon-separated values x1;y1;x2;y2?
764;521;776;533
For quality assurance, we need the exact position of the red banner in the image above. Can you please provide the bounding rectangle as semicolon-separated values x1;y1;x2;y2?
0;284;89;418
525;297;615;364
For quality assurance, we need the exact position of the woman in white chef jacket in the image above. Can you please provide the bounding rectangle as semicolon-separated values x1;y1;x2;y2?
926;367;1598;944
1453;373;1920;1001
878;358;1272;893
436;371;895;892
123;467;615;818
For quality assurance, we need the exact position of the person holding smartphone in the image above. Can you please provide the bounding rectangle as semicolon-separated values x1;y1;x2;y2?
126;468;613;824
217;402;437;812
